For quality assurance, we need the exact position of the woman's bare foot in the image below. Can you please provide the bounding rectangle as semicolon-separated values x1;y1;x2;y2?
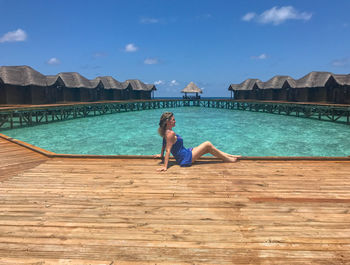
224;156;238;163
229;154;242;159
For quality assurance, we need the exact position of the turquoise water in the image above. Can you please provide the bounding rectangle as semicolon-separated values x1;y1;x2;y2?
3;107;350;156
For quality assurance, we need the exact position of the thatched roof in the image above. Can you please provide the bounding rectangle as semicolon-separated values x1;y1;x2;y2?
228;84;240;91
46;75;60;86
233;79;261;91
263;76;295;90
255;80;265;89
0;65;47;86
94;76;125;90
333;74;350;86
181;82;202;93
0;65;157;91
126;79;151;91
146;84;157;91
295;72;333;88
57;72;97;89
284;78;297;88
228;71;350;91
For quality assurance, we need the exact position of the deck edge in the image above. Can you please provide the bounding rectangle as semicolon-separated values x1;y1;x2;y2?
1;133;349;161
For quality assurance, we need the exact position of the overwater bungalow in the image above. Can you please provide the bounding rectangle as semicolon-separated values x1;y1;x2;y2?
46;74;79;102
94;76;125;100
57;72;98;102
120;81;133;100
294;72;332;102
146;84;157;99
126;79;155;100
0;65;156;104
46;75;64;103
332;74;350;104
262;76;294;101
229;79;260;100
229;71;350;104
181;82;202;99
0;66;53;104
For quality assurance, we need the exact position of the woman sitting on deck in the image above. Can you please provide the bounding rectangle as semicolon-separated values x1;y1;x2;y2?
155;112;240;172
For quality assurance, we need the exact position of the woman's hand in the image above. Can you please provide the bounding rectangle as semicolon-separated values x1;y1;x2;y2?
157;166;167;172
153;154;162;159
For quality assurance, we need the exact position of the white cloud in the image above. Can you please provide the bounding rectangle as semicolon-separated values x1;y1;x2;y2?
47;57;60;65
144;58;159;64
332;57;350;67
259;6;312;25
125;43;138;52
154;80;164;85
242;12;256;22
0;29;27;43
243;6;312;25
169;80;179;86
140;17;159;24
251;53;268;60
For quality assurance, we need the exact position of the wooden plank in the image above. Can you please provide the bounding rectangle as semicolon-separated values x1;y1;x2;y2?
0;138;47;182
0;139;349;263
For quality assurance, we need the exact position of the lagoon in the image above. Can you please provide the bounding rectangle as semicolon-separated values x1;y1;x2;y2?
3;107;350;156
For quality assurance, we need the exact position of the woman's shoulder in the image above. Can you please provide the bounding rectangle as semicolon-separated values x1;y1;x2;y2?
165;130;176;138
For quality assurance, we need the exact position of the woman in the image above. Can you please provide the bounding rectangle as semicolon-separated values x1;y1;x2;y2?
154;112;240;172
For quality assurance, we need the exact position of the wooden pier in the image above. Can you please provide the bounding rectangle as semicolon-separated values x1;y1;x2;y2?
1;99;350;130
0;137;350;264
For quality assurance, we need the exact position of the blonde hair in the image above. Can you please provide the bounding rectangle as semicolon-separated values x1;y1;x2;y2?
158;112;173;138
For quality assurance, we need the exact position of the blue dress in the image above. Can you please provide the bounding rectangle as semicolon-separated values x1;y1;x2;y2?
163;134;193;167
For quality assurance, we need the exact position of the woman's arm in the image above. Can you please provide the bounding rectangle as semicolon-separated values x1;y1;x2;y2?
158;131;175;172
153;141;165;159
161;145;165;160
161;145;171;171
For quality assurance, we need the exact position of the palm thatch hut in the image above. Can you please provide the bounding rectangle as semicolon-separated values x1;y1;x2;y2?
47;74;74;102
254;81;264;100
181;82;202;99
118;81;132;100
0;66;52;104
228;71;350;104
146;84;156;99
126;79;155;100
295;72;333;102
280;78;296;101
57;72;96;102
94;76;125;100
228;79;260;100
332;74;350;104
262;76;294;100
228;83;244;100
228;84;239;99
91;78;104;101
0;65;158;104
46;75;65;103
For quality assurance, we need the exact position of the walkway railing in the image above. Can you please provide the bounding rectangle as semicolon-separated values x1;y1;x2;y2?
0;99;349;129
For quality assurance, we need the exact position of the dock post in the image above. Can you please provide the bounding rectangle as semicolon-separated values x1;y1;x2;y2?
10;113;13;129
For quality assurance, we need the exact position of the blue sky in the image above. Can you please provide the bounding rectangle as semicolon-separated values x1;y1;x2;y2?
1;0;350;97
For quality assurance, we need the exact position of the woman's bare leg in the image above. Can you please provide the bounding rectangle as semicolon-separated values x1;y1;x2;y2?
219;150;242;158
192;141;238;163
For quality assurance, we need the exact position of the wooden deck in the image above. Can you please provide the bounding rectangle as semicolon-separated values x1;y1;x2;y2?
1;138;350;264
0;137;48;182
